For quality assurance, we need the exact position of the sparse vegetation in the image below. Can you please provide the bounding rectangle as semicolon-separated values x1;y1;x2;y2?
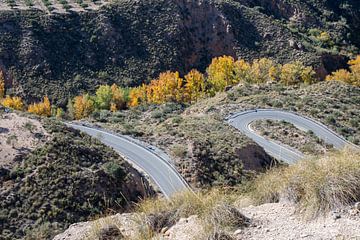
252;119;333;155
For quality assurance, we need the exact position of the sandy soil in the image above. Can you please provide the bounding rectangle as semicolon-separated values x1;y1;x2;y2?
0;112;49;168
238;202;360;240
53;201;360;240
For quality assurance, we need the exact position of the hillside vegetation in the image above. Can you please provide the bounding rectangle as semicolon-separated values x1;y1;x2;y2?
0;115;152;239
0;0;359;103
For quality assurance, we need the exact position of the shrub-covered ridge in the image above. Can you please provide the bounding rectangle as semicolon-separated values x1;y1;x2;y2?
0;120;151;239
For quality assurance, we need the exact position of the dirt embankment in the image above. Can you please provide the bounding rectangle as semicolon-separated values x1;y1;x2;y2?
0;112;50;168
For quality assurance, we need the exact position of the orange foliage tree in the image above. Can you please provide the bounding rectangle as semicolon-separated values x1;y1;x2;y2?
128;84;147;107
348;56;360;86
73;94;95;120
146;71;184;104
28;96;52;117
326;69;352;84
111;84;127;110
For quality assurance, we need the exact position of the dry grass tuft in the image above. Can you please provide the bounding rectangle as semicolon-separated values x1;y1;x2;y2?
137;189;238;219
134;188;241;239
250;147;360;217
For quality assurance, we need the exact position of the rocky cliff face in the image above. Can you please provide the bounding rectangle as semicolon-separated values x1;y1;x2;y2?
0;0;358;104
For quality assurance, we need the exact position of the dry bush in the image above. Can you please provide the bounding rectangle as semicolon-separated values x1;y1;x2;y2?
250;147;360;217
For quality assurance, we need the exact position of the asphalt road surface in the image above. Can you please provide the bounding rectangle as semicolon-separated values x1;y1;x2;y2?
67;109;354;196
227;109;351;164
67;123;189;198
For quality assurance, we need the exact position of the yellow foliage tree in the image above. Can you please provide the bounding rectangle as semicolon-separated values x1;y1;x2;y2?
184;69;206;103
317;31;332;46
95;85;113;110
326;69;352;84
146;71;184;104
269;65;281;82
207;56;238;93
250;58;276;84
128;84;147;107
2;96;23;110
348;55;360;86
326;56;360;87
0;71;5;99
28;96;52;117
280;62;315;85
73;94;95;120
234;59;251;83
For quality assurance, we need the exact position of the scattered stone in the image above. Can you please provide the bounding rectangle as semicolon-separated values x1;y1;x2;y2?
289;39;296;48
354;202;360;211
178;218;188;224
161;226;168;234
349;209;359;216
234;229;242;235
146;210;177;232
332;213;341;220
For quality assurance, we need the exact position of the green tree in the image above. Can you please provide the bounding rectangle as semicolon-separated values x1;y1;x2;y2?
96;85;113;110
66;98;75;120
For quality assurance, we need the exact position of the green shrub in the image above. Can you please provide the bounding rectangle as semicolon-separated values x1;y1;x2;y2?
103;162;125;180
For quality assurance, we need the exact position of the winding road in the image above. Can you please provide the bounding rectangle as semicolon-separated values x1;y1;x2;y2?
227;109;352;164
67;123;190;198
68;109;355;197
